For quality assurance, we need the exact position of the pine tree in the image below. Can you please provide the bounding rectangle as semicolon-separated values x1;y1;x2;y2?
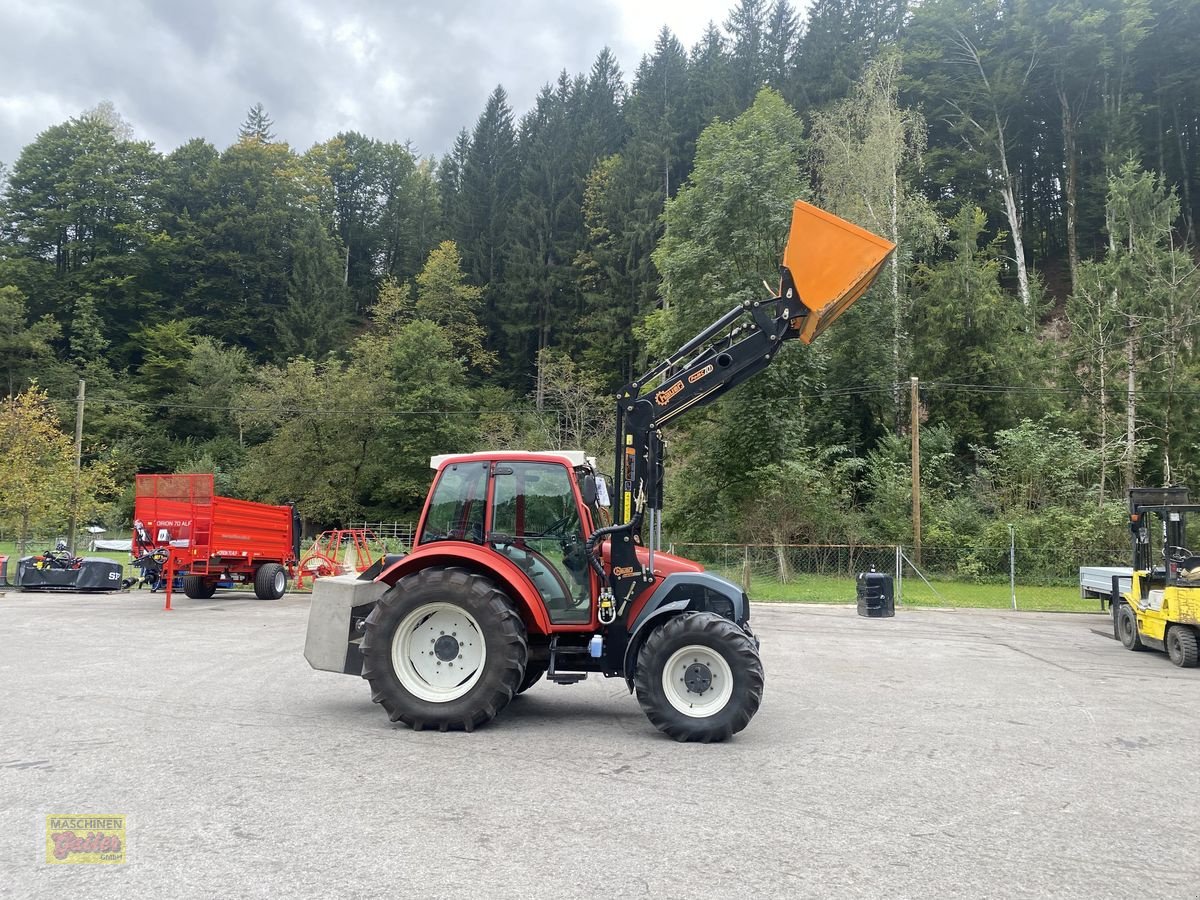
763;0;801;98
276;214;354;359
413;240;494;371
460;86;519;373
437;129;471;246
239;102;276;143
504;78;570;388
725;0;770;108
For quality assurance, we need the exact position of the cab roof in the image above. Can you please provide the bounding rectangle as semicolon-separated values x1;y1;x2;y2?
430;450;593;470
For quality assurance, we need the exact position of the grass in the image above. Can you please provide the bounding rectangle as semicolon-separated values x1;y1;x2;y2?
0;541;1103;613
739;572;1104;613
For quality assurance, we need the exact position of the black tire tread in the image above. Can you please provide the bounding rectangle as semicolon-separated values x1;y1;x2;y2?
254;563;286;600
1117;604;1144;651
360;567;528;732
182;575;217;599
1166;624;1199;667
516;662;547;694
633;611;764;743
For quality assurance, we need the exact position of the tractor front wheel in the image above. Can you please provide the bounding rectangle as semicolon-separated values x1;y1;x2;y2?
1166;625;1199;667
634;612;764;743
1117;604;1144;651
361;567;528;731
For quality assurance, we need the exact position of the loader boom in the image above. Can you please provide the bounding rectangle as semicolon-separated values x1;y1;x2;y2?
599;200;896;616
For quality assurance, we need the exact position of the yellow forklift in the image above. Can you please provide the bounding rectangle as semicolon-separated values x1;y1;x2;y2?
1113;486;1200;667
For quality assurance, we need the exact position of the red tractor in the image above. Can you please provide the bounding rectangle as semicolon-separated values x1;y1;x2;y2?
305;200;894;741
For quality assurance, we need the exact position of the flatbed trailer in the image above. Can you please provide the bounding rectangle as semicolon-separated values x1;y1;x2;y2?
133;474;299;600
1079;566;1132;609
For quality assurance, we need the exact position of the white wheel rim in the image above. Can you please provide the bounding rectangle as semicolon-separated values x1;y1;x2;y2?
661;644;734;718
273;570;286;594
392;603;486;703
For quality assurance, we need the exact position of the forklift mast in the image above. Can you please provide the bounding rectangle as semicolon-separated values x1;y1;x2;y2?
1128;486;1193;573
594;200;895;616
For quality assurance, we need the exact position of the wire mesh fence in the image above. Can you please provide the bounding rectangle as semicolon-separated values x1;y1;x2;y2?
669;542;1130;588
349;522;417;550
2;519;1131;600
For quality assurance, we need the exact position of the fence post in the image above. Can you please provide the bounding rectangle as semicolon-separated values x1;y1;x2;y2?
1008;524;1017;610
742;545;751;593
895;545;902;606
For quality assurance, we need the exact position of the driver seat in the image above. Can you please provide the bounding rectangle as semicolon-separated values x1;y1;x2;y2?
1178;557;1200;583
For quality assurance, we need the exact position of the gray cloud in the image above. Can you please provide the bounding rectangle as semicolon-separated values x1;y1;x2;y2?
0;0;648;165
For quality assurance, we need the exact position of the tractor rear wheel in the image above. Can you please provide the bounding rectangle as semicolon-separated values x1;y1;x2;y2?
1117;604;1144;651
182;575;217;599
634;612;764;743
361;567;528;731
1166;625;1199;667
254;563;288;600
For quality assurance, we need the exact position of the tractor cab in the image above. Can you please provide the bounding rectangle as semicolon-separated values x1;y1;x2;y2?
418;452;606;625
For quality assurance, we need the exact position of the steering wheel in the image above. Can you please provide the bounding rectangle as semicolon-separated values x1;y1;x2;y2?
529;513;579;538
1165;545;1194;563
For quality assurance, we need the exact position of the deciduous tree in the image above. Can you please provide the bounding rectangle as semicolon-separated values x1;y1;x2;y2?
0;386;115;553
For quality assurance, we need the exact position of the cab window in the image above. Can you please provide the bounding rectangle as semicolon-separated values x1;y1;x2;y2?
490;462;590;624
419;463;488;545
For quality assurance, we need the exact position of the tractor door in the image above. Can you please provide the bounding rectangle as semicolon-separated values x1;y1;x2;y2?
488;461;592;624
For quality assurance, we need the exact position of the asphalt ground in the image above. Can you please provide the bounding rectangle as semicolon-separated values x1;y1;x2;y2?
1;590;1198;899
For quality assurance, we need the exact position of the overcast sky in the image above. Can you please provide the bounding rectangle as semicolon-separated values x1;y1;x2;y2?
0;0;754;167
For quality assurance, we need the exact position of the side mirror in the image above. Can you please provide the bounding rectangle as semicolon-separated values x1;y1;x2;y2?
582;475;598;506
590;475;611;508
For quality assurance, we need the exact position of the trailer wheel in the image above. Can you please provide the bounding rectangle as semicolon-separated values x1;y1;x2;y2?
634;612;764;743
182;576;217;599
1117;604;1144;651
360;567;528;731
254;563;287;600
1166;625;1199;667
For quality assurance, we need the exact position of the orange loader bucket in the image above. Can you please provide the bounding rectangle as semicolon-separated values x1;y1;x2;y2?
781;200;896;344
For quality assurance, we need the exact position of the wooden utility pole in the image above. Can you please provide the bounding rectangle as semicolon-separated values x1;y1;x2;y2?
910;376;921;565
67;378;85;553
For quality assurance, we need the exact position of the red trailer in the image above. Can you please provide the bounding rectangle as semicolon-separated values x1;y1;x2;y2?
132;474;299;599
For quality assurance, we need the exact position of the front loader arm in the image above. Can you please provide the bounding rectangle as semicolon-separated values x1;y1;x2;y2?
593;200;896;619
601;272;807;616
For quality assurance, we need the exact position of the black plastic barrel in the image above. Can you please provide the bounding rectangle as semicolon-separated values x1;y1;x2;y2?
856;570;895;618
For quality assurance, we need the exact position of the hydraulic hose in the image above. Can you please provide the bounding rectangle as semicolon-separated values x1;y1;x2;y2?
585;508;644;589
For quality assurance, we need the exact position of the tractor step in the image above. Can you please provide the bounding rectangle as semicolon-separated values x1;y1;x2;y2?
546;672;589;685
546;635;591;685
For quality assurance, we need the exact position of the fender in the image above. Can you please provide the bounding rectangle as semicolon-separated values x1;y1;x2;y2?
620;571;751;688
376;543;553;635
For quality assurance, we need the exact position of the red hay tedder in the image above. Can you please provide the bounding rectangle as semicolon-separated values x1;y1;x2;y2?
297;529;382;589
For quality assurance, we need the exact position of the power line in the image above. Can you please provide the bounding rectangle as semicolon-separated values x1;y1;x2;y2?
37;396;567;417
32;379;1200;419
